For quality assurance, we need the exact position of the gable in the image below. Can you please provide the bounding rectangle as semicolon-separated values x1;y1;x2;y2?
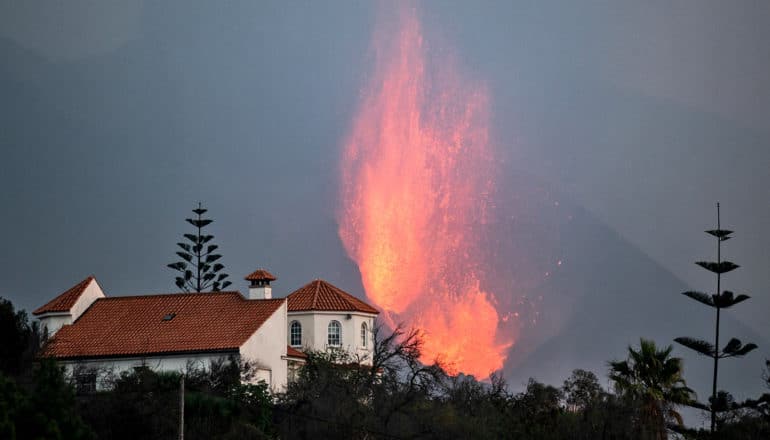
33;276;96;315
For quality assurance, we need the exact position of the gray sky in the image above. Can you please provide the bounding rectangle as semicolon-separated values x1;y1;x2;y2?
1;1;768;398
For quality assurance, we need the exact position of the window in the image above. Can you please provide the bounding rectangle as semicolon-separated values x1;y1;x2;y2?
290;321;302;347
75;372;97;395
361;322;368;348
327;320;341;346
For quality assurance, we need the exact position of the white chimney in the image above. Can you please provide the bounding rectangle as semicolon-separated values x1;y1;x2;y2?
244;269;276;300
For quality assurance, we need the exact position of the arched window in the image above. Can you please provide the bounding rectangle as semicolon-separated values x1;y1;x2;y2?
361;322;368;348
327;320;341;347
290;321;302;347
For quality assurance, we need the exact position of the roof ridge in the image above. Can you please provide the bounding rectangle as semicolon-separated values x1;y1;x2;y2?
333;283;369;310
322;279;353;308
96;291;244;300
339;287;360;309
33;275;95;315
311;279;320;309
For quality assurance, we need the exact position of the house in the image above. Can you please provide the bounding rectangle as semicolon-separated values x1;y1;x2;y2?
33;269;379;392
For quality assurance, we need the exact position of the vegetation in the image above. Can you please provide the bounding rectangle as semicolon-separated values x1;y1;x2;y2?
674;204;757;434
75;358;272;439
0;298;41;377
167;203;232;292
2;199;768;440
1;294;769;439
608;339;694;439
0;298;92;440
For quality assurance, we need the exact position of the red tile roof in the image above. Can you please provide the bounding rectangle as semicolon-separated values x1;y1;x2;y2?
33;276;95;315
39;292;285;360
286;279;379;314
244;269;277;281
286;346;307;359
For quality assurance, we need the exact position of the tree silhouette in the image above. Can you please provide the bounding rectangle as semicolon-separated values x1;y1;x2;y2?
674;203;757;434
167;203;231;292
562;369;603;412
609;339;694;439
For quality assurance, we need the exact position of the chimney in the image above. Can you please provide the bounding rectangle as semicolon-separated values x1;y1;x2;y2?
244;268;277;300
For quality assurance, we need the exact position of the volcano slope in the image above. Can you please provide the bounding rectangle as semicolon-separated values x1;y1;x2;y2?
488;188;767;408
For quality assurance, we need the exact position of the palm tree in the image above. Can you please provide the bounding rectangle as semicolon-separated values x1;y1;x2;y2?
609;339;695;440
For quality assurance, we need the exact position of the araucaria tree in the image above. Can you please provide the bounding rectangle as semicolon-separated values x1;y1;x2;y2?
674;203;757;434
167;203;231;292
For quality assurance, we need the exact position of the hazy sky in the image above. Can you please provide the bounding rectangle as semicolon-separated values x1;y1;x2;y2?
1;1;768;389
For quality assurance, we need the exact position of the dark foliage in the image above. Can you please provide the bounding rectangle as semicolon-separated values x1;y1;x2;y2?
563;369;602;412
609;339;694;440
1;296;766;439
77;367;181;439
0;297;41;376
76;358;272;440
274;325;678;439
0;361;93;440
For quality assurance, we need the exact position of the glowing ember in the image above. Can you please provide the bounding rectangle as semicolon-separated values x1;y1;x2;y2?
338;4;512;378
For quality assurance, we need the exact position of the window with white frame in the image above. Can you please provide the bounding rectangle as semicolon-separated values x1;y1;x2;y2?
290;321;302;347
361;322;368;348
327;320;341;346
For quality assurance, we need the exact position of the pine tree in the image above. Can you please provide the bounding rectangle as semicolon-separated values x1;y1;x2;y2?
167;203;232;292
674;203;757;434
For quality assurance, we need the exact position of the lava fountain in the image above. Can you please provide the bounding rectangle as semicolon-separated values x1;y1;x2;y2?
338;4;513;378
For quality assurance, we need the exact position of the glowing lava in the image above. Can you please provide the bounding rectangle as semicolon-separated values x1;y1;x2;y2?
339;4;512;378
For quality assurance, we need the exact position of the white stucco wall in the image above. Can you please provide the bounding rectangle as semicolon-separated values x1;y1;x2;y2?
239;300;288;392
70;279;105;321
288;311;376;364
352;314;376;361
287;313;315;348
248;286;272;299
39;313;72;339
61;352;237;391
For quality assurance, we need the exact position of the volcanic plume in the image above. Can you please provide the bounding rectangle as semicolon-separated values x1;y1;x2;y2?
338;4;513;378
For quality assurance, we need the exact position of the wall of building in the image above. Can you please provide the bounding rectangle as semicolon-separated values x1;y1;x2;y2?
39;313;72;339
351;314;376;363
61;352;236;391
70;279;105;321
289;311;376;364
239;300;288;392
287;313;315;348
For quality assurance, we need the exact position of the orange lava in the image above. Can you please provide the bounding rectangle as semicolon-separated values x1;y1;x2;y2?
338;4;512;379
